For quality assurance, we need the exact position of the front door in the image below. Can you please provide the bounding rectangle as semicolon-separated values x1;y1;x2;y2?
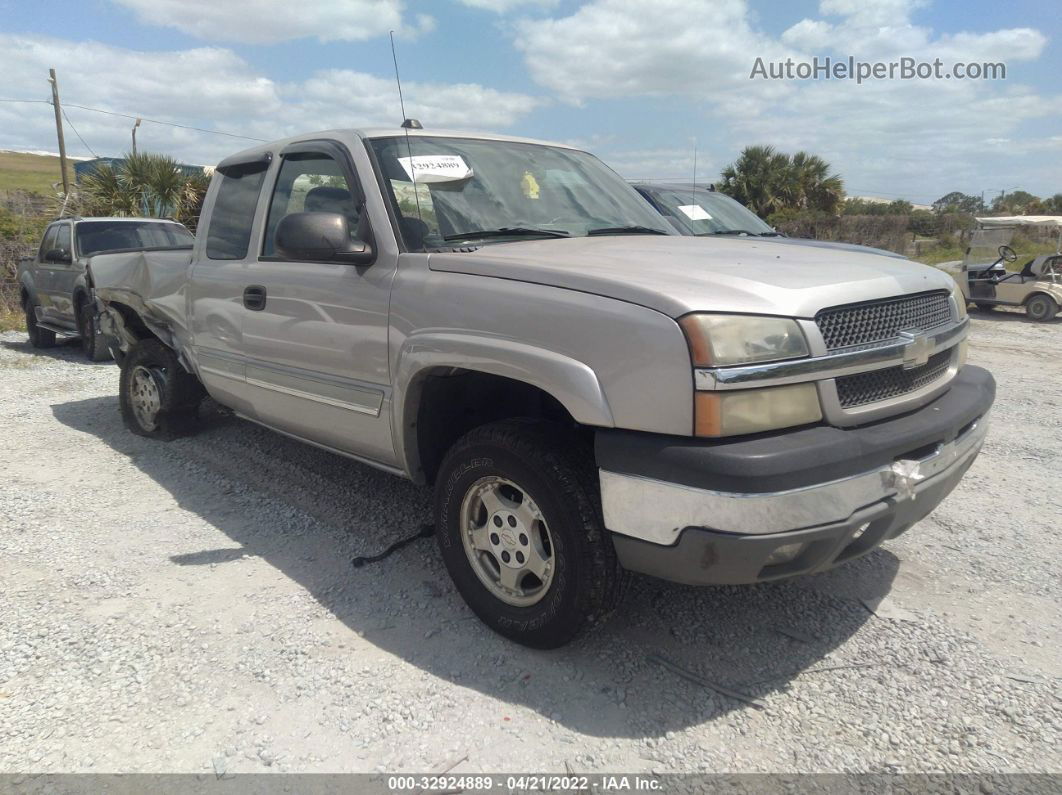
240;141;398;466
50;222;78;324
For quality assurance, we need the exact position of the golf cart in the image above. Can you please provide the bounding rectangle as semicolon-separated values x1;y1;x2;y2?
957;216;1062;322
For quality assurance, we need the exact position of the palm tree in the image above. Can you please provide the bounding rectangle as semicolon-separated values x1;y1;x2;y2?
69;152;208;228
718;145;791;217
719;146;845;218
789;151;844;213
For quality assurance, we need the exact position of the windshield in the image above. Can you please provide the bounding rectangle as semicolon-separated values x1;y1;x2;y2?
368;136;673;250
76;220;193;256
640;187;775;236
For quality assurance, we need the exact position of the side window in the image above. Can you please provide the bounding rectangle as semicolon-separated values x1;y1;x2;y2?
262;152;361;257
39;225;58;259
206;163;269;261
54;223;72;256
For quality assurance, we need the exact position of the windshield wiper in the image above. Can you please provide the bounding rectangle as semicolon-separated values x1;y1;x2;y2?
710;229;763;236
587;225;669;236
443;227;570;242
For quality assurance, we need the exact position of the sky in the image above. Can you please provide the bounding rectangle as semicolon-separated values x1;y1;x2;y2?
0;0;1059;205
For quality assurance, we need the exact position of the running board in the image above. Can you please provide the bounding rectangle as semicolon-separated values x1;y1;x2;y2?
36;321;80;338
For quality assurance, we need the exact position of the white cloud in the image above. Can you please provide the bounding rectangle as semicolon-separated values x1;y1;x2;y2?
457;0;558;12
0;35;540;165
110;0;433;44
514;0;1061;198
517;0;792;104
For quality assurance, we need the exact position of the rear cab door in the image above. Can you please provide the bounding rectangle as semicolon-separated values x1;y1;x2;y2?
187;152;273;416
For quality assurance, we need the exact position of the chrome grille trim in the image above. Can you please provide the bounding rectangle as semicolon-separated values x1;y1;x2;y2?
694;318;967;391
816;291;952;351
836;349;952;408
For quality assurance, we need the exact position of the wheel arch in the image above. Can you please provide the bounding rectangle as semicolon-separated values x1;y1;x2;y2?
393;333;614;485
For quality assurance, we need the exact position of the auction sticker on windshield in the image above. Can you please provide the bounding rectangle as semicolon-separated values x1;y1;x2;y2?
398;155;473;183
677;204;713;220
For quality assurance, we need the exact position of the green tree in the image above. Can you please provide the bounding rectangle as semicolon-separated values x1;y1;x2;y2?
71;152;209;228
718;146;844;217
991;190;1040;215
932;191;982;215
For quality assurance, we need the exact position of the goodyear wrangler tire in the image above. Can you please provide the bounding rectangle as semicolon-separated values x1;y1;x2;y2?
434;419;626;648
119;339;205;440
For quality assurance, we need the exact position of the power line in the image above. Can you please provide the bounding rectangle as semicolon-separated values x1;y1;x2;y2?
0;96;265;142
60;108;98;158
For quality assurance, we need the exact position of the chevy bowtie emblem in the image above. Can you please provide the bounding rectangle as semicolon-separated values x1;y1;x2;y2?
898;330;931;369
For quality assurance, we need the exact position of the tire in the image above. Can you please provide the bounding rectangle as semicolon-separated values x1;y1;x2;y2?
1026;294;1059;323
24;297;57;348
76;295;111;362
434;419;626;648
119;339;205;440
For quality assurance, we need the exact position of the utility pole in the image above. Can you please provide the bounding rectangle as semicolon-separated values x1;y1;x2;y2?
47;68;70;196
132;117;141;155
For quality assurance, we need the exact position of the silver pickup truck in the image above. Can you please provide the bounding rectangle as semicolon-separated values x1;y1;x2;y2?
90;126;995;648
18;216;194;360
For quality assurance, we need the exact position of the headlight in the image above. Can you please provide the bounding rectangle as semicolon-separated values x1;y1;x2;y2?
679;314;809;367
950;283;968;320
695;383;822;437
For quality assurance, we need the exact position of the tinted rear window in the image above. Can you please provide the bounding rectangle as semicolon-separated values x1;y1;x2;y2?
206;165;268;260
76;221;193;256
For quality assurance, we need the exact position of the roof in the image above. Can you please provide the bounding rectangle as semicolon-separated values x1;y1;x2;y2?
976;215;1062;228
59;217;185;224
217;126;581;168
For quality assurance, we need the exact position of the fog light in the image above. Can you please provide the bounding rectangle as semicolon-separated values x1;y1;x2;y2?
764;542;805;566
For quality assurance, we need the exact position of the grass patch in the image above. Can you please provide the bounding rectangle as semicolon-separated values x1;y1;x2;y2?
0;151;72;195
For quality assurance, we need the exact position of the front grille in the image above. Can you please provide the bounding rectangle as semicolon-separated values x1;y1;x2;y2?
836;350;952;408
816;291;952;351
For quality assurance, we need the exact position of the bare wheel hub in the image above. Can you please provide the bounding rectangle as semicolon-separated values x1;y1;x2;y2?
459;476;555;607
130;365;163;432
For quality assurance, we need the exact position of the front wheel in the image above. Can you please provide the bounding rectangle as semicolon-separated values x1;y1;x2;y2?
77;296;111;361
434;420;626;648
119;339;204;440
1026;294;1059;322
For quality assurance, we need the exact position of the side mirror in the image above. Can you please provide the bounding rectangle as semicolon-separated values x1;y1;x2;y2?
46;248;71;264
275;212;374;265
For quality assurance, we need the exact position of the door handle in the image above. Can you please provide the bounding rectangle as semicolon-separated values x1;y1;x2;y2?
243;285;267;311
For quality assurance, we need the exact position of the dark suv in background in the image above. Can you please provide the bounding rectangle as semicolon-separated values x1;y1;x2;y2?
633;182;907;259
17;217;194;360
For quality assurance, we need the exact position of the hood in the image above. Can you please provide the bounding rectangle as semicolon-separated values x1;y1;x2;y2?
761;236;907;260
428;235;952;318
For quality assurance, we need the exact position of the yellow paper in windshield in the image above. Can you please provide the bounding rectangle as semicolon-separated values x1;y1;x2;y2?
521;171;540;200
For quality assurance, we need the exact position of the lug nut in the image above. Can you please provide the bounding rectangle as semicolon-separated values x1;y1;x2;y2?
519;533;528;545
490;532;500;545
493;515;503;527
501;551;511;563
507;516;517;527
516;551;525;564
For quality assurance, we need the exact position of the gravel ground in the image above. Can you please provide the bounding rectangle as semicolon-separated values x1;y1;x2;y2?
0;313;1059;775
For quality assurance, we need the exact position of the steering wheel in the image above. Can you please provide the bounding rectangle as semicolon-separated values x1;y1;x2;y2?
998;245;1017;263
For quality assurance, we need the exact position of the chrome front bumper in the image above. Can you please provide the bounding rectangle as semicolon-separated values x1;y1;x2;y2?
600;412;988;546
